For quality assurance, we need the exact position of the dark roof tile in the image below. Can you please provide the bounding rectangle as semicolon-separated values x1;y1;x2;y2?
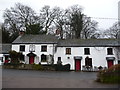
12;34;58;44
2;44;12;53
58;39;120;47
12;34;120;47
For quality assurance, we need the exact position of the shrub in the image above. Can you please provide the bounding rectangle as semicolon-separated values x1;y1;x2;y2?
96;64;120;83
32;64;43;70
9;50;21;65
54;64;71;71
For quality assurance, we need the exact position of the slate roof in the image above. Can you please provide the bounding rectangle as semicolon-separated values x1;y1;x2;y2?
12;34;58;44
57;39;120;47
2;44;12;54
12;34;120;47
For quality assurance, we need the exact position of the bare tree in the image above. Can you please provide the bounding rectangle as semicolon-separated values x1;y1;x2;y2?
104;22;120;39
1;23;19;43
3;3;99;40
3;3;40;34
3;9;18;33
66;5;83;39
81;16;98;39
39;5;60;33
52;7;69;39
64;5;98;39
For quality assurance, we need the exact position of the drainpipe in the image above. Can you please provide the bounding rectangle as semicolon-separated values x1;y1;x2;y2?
52;43;55;64
118;1;120;62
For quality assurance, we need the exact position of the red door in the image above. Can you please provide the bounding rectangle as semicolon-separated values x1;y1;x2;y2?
75;60;81;71
107;60;113;68
29;56;34;64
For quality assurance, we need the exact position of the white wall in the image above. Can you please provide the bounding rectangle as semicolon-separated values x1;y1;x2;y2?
0;54;9;65
12;44;118;70
54;47;117;70
0;54;3;65
12;44;56;64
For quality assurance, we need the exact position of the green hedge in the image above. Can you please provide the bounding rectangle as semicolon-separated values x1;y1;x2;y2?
96;64;120;83
3;64;56;71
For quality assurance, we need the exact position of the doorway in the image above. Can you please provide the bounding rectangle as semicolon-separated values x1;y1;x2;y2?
85;57;92;67
107;60;113;68
29;56;34;64
75;59;81;71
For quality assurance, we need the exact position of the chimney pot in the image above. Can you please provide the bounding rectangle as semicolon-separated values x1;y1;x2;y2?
19;31;25;36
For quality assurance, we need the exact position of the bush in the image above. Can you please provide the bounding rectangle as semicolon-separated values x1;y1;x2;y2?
96;64;120;83
9;50;21;65
41;65;55;71
54;64;71;71
3;63;24;69
32;64;43;70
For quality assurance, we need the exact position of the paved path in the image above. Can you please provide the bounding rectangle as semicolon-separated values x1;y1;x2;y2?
2;69;119;88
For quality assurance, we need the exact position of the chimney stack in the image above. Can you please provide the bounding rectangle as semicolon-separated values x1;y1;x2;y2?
19;31;25;36
19;27;25;36
55;29;61;35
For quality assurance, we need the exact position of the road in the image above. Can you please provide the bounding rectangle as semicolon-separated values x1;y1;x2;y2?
2;69;119;88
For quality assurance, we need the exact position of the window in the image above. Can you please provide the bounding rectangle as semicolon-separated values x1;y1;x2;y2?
5;55;9;60
20;45;25;52
57;57;62;65
118;61;120;64
0;57;3;62
85;57;92;67
58;57;61;61
66;48;71;55
29;44;35;52
41;45;47;52
41;54;47;62
84;48;90;55
107;48;113;55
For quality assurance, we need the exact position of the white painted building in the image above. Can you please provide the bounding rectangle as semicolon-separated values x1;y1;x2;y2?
12;34;58;65
54;39;120;70
11;34;120;71
0;44;11;65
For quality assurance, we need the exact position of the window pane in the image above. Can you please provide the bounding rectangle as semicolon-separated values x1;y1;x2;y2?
41;54;47;62
85;57;92;67
58;57;61;61
41;46;47;52
20;45;25;51
84;48;90;55
107;48;113;55
118;61;120;64
29;44;35;52
66;48;71;54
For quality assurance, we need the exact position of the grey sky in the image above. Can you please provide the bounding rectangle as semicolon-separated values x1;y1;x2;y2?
0;0;119;30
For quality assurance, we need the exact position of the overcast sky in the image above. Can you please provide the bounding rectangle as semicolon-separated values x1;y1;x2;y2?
0;0;119;30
